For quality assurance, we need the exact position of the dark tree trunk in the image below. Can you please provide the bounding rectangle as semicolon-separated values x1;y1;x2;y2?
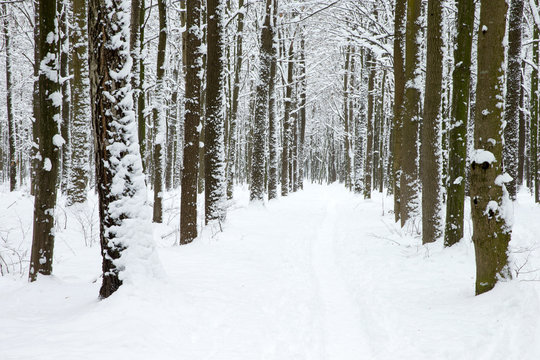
444;0;474;247
470;0;511;295
421;0;443;244
364;51;375;199
152;0;167;223
400;0;422;226
2;4;15;191
180;0;203;244
392;0;406;222
29;0;61;281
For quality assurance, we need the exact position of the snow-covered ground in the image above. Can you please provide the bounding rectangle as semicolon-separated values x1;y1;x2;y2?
1;184;540;359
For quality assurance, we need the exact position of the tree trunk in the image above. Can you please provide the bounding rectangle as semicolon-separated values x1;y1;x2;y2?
60;0;71;194
250;0;273;201
470;0;511;295
421;0;443;244
227;0;245;199
531;3;539;202
88;0;149;298
180;0;203;244
281;40;294;196
152;0;167;223
444;0;474;247
400;0;422;226
205;0;227;223
68;0;90;205
268;0;279;199
364;51;375;199
503;0;524;200
393;0;406;222
517;63;526;187
343;45;353;191
29;0;61;281
31;1;40;196
298;31;307;190
138;0;146;173
2;4;15;191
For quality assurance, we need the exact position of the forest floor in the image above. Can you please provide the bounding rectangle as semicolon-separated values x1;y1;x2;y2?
1;184;540;359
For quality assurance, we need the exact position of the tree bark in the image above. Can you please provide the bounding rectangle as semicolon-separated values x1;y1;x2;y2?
29;0;61;281
205;0;227;223
364;51;375;199
68;0;90;205
504;0;524;200
400;0;422;226
281;40;294;196
60;0;71;194
180;0;203;244
470;0;511;295
392;0;406;222
268;0;279;199
250;0;273;201
444;0;474;247
2;4;15;191
88;0;149;298
152;0;167;223
531;2;539;202
421;0;443;244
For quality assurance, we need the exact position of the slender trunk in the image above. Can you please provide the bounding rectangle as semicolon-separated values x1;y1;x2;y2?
60;0;71;194
532;4;539;202
152;0;167;223
268;0;279;199
393;0;406;222
29;0;61;281
138;0;146;172
298;31;307;190
503;0;524;200
400;0;422;226
444;0;474;247
2;4;15;191
68;0;90;205
421;0;443;244
31;2;40;196
250;0;273;201
343;45;352;190
281;40;294;196
364;51;375;199
205;0;227;223
180;0;203;244
517;64;526;187
378;70;387;193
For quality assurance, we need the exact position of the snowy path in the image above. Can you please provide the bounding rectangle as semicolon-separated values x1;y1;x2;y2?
1;184;540;359
310;194;372;359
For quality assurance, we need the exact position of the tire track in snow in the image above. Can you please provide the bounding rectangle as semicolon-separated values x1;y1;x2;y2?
311;195;373;359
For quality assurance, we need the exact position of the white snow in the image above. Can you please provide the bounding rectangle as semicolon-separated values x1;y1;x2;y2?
43;158;52;171
495;173;513;186
1;184;540;359
52;134;65;148
471;149;496;164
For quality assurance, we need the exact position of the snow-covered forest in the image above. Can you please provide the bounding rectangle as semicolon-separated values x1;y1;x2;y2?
1;0;540;358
